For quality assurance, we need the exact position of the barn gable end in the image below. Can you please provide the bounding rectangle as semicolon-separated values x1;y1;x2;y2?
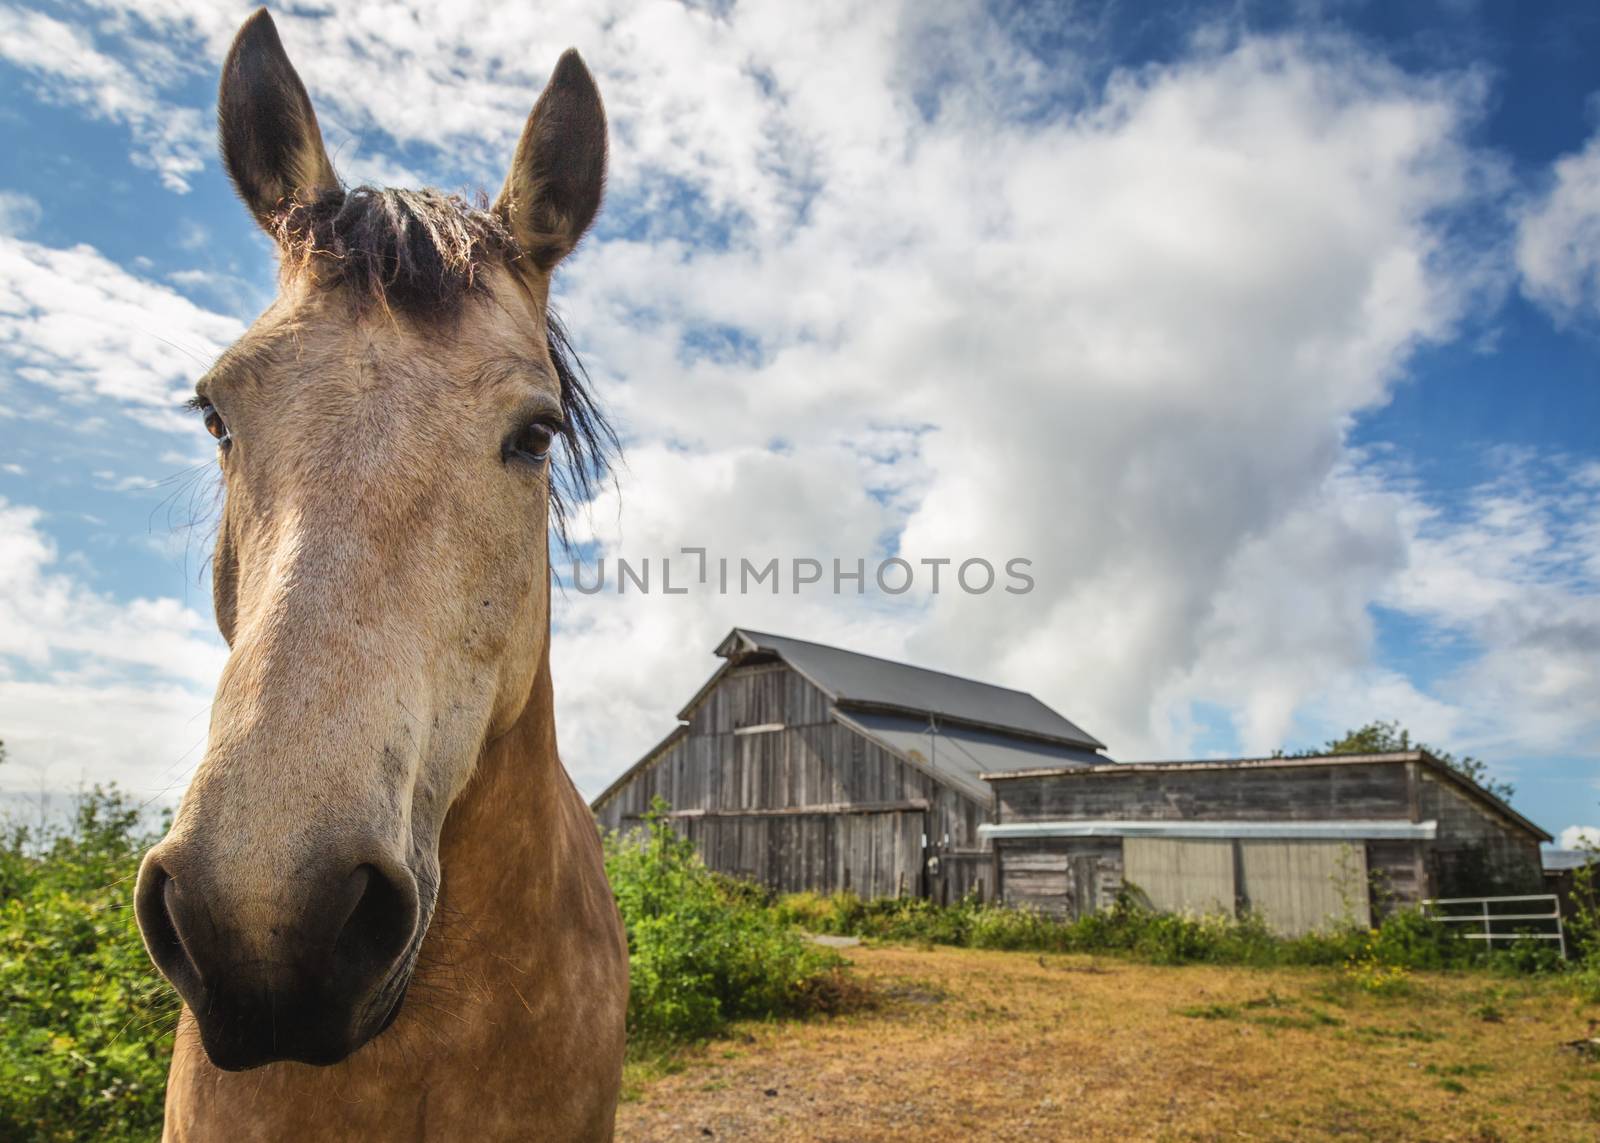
592;629;1107;900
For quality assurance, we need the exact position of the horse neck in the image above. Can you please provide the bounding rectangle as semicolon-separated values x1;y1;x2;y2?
430;631;584;961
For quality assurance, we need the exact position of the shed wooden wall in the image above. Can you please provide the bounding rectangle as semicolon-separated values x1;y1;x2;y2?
991;758;1544;925
995;838;1120;917
993;761;1413;824
593;662;991;899
1417;769;1544;896
1236;840;1370;935
995;836;1373;935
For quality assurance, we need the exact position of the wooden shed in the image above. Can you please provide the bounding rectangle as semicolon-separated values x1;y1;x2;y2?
591;628;1109;901
981;752;1552;935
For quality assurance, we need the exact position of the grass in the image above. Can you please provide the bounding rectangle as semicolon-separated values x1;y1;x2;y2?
615;944;1600;1142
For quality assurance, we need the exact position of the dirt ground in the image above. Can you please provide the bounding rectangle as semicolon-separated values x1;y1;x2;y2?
616;945;1600;1142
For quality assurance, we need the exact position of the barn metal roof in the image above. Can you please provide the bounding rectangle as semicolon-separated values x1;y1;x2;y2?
837;709;1107;803
715;628;1106;750
595;629;1110;813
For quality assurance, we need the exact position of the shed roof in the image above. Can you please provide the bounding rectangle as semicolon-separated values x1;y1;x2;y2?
703;628;1105;749
980;751;1552;843
1543;849;1596;873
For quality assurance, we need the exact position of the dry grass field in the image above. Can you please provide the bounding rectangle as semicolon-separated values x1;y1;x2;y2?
617;945;1600;1142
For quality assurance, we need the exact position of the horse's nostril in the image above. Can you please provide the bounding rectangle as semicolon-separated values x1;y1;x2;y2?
134;860;203;1001
333;863;418;992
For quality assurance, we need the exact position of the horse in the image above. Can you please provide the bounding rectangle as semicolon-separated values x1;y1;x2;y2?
132;9;628;1139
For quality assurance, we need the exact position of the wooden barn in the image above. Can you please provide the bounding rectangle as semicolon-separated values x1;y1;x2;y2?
591;628;1109;901
982;753;1552;935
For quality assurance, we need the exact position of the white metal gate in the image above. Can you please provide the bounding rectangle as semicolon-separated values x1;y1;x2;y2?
1422;894;1567;958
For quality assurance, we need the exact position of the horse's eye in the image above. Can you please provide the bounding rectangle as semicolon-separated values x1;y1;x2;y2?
200;404;230;446
504;420;558;466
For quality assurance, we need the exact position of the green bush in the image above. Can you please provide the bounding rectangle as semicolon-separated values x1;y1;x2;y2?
1565;850;1600;998
604;801;851;1050
768;882;1580;978
0;788;176;1143
966;902;1060;950
1364;904;1466;970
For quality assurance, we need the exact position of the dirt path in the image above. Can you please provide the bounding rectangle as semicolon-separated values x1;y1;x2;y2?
617;945;1599;1141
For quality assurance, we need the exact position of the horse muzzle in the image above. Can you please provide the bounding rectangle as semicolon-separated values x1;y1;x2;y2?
134;846;421;1070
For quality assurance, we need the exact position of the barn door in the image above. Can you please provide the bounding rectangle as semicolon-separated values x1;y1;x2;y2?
836;810;924;899
1239;840;1369;936
1122;838;1236;916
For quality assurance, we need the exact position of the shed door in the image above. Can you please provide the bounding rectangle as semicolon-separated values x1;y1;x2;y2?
1240;840;1369;936
1123;838;1235;916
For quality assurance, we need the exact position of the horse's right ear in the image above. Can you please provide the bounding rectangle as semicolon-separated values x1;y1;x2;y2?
218;9;339;231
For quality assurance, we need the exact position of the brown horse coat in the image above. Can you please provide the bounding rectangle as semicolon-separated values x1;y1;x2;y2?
135;10;628;1139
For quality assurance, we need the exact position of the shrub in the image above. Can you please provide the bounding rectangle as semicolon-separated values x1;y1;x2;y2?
1342;930;1416;997
604;801;850;1050
1488;933;1565;976
967;903;1060;951
1366;905;1468;970
770;882;1583;982
0;788;176;1143
1570;851;1600;964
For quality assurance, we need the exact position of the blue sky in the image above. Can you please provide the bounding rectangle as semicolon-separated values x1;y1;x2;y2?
0;0;1595;847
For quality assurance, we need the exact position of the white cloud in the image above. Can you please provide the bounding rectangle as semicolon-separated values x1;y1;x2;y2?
0;190;41;236
1518;129;1600;323
1384;458;1600;753
91;469;161;492
1173;454;1600;775
1559;825;1600;851
0;233;243;414
0;498;225;799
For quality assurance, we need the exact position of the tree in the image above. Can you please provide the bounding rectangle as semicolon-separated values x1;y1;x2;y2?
1295;719;1515;803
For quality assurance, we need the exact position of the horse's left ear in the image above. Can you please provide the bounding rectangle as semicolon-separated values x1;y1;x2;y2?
496;49;607;271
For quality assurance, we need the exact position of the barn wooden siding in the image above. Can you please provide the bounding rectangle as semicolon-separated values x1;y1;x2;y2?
990;757;1544;930
594;662;991;900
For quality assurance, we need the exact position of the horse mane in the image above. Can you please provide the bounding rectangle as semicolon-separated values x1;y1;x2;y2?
271;185;616;540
